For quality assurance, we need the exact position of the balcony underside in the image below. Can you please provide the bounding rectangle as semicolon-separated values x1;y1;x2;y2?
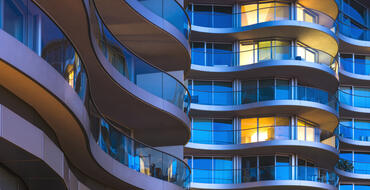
190;60;338;93
338;136;370;152
335;168;370;183
338;33;370;54
339;69;370;86
190;180;337;190
340;104;370;118
94;0;191;71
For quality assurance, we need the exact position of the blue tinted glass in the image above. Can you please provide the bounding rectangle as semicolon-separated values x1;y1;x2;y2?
354;87;370;108
192;42;205;65
214;6;232;28
193;5;212;27
241;80;257;104
340;120;353;139
214;81;233;105
340;151;353;161
206;43;213;66
259;156;275;180
3;0;25;42
214;158;233;184
213;119;233;144
355;55;370;75
354;120;370;141
340;87;353;106
276;80;290;100
276;156;291;180
192;81;212;104
259;80;274;101
341;54;354;73
355;185;370;190
241;157;257;182
192;119;212;144
340;184;353;190
213;43;233;66
193;157;212;183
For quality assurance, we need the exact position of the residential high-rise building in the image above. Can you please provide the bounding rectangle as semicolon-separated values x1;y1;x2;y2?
184;0;370;190
0;0;369;190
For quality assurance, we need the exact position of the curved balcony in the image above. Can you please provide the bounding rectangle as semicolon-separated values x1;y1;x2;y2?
189;5;338;57
189;85;338;131
335;124;370;151
338;89;370;118
185;125;338;166
189;45;338;91
336;159;370;181
339;55;370;85
190;166;338;190
87;0;191;145
93;0;191;71
0;0;191;189
337;13;370;54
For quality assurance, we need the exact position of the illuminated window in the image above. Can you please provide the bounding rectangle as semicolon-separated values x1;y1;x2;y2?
296;4;317;24
297;119;317;142
240;116;290;144
68;70;74;88
241;2;290;27
297;42;317;62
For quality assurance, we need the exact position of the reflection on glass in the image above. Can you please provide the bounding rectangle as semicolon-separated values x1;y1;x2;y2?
240;2;290;27
297;4;316;23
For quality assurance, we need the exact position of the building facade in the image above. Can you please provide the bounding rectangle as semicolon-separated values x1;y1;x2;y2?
0;0;369;190
184;0;370;190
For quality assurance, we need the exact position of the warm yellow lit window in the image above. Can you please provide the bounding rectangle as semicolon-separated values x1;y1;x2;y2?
259;117;275;141
259;3;275;23
68;70;74;88
274;40;290;59
305;49;316;62
296;4;315;23
241;118;257;143
241;4;257;26
140;157;150;175
306;127;315;142
297;45;316;62
297;120;306;141
258;41;272;61
239;41;255;65
275;3;290;20
276;117;289;126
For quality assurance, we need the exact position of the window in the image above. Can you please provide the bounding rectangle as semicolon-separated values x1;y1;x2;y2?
241;79;291;104
192;42;233;66
239;40;291;65
240;2;290;26
297;119;318;142
191;118;233;144
240;116;290;143
190;4;232;28
354;54;370;75
189;80;233;105
296;4;317;24
297;42;317;62
340;53;354;73
3;0;26;42
189;157;233;184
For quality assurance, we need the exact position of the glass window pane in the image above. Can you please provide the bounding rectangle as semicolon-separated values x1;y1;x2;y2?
192;42;205;66
340;86;352;106
241;118;258;143
214;81;233;105
355;55;370;75
241;157;257;182
213;43;233;66
258;41;272;61
192;119;212;144
241;80;257;104
241;4;257;26
214;158;233;184
192;81;212;104
355;185;370;190
306;127;315;142
276;79;290;100
354;87;370;108
259;117;275;141
193;5;212;27
275;3;290;20
193;157;212;183
341;54;353;73
259;79;274;101
274;40;291;60
259;3;275;22
340;184;353;190
3;0;25;42
275;117;290;140
213;119;233;144
354;120;370;141
214;6;232;28
206;43;213;66
240;41;255;65
259;156;275;180
276;156;291;180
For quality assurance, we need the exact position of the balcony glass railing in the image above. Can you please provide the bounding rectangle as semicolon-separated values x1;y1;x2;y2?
189;85;338;110
190;125;337;148
335;124;370;142
0;0;87;100
340;58;370;76
190;166;338;186
137;0;190;39
188;5;336;30
337;12;370;41
339;90;370;108
88;99;191;189
337;158;370;175
192;45;338;72
88;0;190;114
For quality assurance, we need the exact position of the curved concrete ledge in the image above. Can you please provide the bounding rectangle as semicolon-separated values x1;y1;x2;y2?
338;33;370;54
185;140;338;168
93;0;191;71
191;20;338;57
190;180;337;190
339;68;370;86
187;0;338;21
191;100;338;132
338;136;370;152
335;168;370;182
32;0;191;146
0;31;185;189
339;103;370;118
190;60;338;92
